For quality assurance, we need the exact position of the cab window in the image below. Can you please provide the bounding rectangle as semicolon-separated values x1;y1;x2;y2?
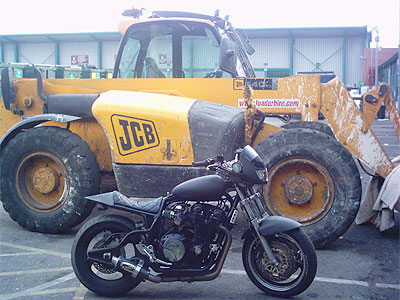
117;22;232;79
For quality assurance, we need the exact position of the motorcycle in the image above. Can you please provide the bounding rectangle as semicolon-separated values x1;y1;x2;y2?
71;145;317;298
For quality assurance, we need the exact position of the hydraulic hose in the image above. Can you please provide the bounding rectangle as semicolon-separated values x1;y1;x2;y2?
33;67;47;103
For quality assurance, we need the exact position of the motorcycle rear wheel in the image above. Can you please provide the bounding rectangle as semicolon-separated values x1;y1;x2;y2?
71;215;141;296
242;228;317;298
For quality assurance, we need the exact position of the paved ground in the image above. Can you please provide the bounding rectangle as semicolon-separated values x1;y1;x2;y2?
0;119;399;300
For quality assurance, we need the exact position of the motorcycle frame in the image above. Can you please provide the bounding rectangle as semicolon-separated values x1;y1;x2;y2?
86;150;303;283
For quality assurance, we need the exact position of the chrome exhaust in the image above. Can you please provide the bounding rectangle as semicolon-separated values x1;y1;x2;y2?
111;257;162;283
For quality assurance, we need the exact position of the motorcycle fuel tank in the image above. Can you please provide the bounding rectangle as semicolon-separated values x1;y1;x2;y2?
172;175;226;201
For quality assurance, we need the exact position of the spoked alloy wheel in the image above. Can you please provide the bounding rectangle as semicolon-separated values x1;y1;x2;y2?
242;229;316;298
71;215;142;296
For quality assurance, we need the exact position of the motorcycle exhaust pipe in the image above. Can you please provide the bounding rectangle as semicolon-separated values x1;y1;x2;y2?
111;257;162;283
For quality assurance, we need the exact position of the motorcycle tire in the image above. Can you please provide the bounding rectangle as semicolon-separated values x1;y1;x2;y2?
71;215;141;296
242;228;317;298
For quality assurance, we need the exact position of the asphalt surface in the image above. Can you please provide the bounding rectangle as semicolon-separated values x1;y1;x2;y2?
0;119;399;300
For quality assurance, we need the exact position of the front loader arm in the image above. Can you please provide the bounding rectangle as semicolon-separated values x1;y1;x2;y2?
320;78;397;178
361;83;400;139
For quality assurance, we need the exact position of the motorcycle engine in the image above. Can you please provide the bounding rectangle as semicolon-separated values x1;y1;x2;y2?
160;232;190;262
159;202;226;265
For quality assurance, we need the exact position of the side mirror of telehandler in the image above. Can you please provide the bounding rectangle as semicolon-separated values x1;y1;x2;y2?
219;38;237;76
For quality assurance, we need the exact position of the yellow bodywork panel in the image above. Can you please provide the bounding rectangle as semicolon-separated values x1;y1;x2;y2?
1;74;397;177
91;90;196;165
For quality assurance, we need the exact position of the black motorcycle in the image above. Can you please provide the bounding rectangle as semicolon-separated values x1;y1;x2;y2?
71;145;317;298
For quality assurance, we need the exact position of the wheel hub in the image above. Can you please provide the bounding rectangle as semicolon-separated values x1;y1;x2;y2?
32;167;60;194
284;175;313;205
16;151;68;211
260;241;296;281
265;158;334;224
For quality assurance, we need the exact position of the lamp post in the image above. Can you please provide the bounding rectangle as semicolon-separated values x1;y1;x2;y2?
370;27;380;87
375;32;379;87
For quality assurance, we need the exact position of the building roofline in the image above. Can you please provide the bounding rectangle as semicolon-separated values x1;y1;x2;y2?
0;26;368;43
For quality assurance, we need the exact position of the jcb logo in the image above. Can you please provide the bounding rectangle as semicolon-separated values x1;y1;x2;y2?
111;115;160;156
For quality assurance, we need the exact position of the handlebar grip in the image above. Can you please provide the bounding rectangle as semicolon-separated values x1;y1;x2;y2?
192;158;214;167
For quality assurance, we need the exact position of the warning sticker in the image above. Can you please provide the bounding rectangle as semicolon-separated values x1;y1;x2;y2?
238;98;301;108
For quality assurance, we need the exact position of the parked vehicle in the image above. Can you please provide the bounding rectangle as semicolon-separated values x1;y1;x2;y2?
1;9;399;249
71;145;317;298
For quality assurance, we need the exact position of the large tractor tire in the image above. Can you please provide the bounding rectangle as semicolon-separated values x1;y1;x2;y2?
0;126;100;233
282;121;334;138
255;128;361;249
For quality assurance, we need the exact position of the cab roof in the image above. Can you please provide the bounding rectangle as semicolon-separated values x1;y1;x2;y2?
118;11;218;35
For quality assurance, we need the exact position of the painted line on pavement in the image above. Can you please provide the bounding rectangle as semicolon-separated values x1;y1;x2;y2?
0;252;42;257
0;288;77;300
376;283;400;290
0;241;69;258
73;284;88;300
222;269;400;290
315;276;369;287
0;272;76;300
0;267;73;276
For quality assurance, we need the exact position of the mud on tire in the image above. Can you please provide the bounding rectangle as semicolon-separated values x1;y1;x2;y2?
282;121;334;137
0;126;100;233
255;128;361;249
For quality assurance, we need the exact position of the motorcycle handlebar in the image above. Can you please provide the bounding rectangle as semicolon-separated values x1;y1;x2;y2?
192;158;215;167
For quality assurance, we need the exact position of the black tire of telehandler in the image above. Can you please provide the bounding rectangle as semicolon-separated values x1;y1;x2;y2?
255;128;361;249
282;121;334;138
0;126;100;233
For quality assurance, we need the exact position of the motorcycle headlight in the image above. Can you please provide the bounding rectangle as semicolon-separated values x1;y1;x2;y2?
255;169;268;182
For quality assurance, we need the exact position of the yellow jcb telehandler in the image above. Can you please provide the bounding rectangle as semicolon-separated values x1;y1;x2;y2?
0;10;398;248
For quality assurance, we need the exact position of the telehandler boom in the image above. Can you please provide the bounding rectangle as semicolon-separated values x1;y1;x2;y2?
0;10;398;248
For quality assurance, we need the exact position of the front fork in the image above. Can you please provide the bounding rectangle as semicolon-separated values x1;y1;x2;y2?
234;185;279;266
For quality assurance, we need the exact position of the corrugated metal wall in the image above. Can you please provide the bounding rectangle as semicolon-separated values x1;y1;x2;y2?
249;38;290;69
102;41;120;69
59;42;98;66
346;37;364;87
3;43;14;63
19;42;55;64
293;37;343;80
0;31;366;86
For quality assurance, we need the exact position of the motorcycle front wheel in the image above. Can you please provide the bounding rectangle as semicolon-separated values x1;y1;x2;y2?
242;228;317;298
71;215;141;296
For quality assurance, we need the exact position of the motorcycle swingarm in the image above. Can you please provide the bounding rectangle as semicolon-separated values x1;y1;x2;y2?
87;230;147;263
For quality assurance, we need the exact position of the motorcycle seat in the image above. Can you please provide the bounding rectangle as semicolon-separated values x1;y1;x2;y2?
113;191;162;214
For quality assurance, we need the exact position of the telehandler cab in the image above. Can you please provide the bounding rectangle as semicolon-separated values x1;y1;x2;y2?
0;9;399;248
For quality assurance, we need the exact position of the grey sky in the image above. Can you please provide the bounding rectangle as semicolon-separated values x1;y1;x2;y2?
0;0;398;47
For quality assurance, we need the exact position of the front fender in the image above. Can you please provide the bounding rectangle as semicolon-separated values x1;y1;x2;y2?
241;216;301;240
0;114;81;151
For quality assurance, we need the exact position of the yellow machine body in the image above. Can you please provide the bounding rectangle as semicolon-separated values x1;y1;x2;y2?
1;75;397;177
91;90;195;165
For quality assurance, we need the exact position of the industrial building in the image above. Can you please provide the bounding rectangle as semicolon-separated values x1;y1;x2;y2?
0;26;369;88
